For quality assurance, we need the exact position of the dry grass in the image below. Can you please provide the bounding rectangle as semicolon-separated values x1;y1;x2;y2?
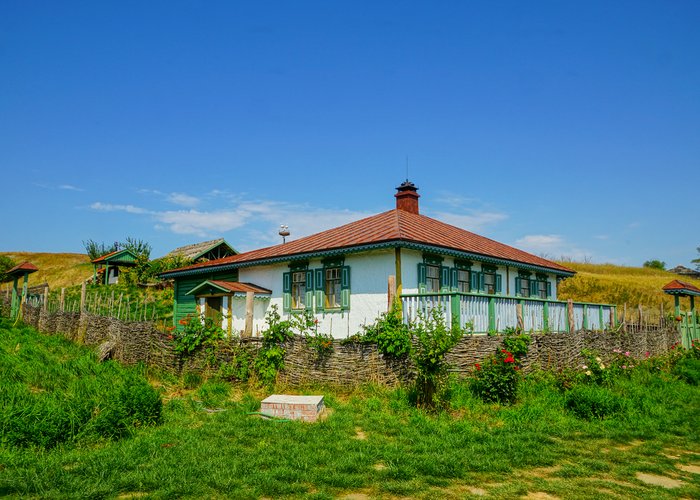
1;251;92;290
557;262;700;317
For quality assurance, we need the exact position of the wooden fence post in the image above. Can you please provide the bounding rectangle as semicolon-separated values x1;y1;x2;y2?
567;299;574;333
516;302;524;331
623;303;628;333
244;291;254;338
60;287;65;312
43;286;49;312
388;275;396;310
80;282;86;313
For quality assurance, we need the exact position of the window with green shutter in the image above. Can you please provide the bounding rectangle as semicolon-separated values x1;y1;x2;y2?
283;272;291;312
481;265;498;294
516;271;532;297
314;268;325;312
340;266;351;310
454;260;472;293
535;273;550;299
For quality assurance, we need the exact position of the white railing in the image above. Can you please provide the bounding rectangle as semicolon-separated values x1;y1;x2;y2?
400;292;617;334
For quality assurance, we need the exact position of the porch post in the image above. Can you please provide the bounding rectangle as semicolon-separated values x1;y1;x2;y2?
599;305;604;331
11;277;18;318
488;296;496;333
674;295;680;318
543;300;549;332
244;291;254;338
104;263;109;285
583;304;589;330
450;292;460;329
691;296;697;341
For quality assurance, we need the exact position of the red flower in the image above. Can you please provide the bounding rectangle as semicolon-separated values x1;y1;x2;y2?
475;363;482;371
167;335;173;341
179;318;188;326
504;355;515;363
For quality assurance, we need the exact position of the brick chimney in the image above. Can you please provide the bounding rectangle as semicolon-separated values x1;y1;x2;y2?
395;180;420;214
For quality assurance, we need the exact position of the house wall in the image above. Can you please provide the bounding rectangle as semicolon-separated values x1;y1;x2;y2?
184;248;561;339
399;248;558;299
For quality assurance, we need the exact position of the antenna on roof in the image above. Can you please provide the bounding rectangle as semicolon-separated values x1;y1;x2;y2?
279;224;290;244
405;155;409;181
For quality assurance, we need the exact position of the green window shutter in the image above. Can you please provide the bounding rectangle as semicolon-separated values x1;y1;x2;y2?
470;271;480;292
495;274;502;294
479;273;485;292
341;266;351;310
530;279;538;297
515;277;521;297
305;270;314;312
440;266;450;292
282;272;291;312
546;281;552;298
315;268;325;312
450;268;459;292
417;263;427;293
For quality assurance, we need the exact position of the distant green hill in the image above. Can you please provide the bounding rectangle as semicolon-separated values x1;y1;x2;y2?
557;261;700;316
0;252;92;291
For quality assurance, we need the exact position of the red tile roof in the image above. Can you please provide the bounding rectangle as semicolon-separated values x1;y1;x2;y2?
163;209;575;276
209;281;271;294
6;262;39;276
662;280;700;296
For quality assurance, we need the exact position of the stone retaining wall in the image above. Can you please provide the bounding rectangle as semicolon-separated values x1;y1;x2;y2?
14;303;682;386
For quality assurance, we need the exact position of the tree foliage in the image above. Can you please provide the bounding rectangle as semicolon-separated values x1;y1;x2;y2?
642;259;666;270
83;240;119;261
693;246;700;271
0;255;17;283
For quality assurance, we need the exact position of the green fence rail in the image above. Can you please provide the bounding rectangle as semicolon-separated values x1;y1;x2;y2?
400;292;617;334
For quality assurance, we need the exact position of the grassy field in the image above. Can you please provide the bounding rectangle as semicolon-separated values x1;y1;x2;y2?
0;251;92;290
557;262;700;318
1;322;699;498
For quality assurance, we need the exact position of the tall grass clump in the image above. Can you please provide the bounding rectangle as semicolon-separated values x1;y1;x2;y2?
0;319;162;449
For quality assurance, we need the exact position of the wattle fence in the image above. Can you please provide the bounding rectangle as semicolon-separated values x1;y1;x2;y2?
401;292;617;333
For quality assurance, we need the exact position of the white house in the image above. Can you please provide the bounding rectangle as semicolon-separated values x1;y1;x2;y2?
161;182;583;337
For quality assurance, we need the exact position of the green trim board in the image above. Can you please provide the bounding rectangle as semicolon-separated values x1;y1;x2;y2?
160;240;576;279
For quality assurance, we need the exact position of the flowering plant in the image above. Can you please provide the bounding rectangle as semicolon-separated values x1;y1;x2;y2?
171;314;225;356
470;334;530;405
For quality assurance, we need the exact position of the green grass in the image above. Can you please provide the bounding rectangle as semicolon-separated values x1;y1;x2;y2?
0;251;92;290
557;261;700;318
1;323;699;498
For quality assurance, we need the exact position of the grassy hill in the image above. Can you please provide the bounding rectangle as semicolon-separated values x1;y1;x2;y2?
0;252;92;290
557;261;700;317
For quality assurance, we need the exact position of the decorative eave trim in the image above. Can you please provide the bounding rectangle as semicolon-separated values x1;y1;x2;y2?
160;240;576;279
663;288;700;297
185;280;232;296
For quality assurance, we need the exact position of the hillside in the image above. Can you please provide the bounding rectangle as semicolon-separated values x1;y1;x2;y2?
0;252;92;290
557;261;700;315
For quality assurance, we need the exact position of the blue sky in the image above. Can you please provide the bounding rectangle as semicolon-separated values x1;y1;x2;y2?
2;1;698;267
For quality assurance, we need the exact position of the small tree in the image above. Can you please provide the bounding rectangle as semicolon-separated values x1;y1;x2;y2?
83;240;118;260
692;246;700;271
643;259;666;270
411;308;465;410
0;255;17;283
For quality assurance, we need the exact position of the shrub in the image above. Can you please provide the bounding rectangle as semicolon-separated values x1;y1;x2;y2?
254;305;295;384
470;334;530;405
672;357;700;385
411;308;465;409
361;300;411;358
172;314;225;356
564;385;626;420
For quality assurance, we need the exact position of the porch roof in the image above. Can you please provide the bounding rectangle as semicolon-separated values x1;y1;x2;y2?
91;249;138;265
662;279;700;297
186;280;272;296
6;262;38;279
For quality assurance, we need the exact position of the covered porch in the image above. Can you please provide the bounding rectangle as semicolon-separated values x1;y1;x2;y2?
663;280;700;348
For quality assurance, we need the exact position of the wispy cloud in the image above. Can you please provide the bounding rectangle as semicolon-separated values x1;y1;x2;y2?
88;197;371;244
58;184;84;192
90;202;149;215
167;192;200;207
514;234;592;261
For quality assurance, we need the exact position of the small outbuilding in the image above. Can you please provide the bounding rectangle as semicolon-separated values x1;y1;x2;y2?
165;238;237;263
6;261;38;319
663;279;700;348
91;249;139;285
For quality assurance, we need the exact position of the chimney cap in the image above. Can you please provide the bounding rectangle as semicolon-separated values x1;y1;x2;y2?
396;180;418;192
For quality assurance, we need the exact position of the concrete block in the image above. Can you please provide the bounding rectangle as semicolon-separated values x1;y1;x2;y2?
260;395;325;422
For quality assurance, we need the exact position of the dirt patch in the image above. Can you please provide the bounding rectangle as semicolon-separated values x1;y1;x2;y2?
353;427;367;440
526;465;561;478
635;472;684;489
524;492;559;499
677;463;700;474
372;462;386;471
468;486;487;496
116;493;148;499
614;439;644;452
341;494;370;500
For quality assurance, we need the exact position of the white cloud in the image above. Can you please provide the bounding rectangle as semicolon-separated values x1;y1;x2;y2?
514;234;592;261
58;184;83;192
167;192;201;207
90;202;149;215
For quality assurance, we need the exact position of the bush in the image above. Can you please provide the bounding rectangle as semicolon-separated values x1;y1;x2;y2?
360;300;411;358
254;305;295;384
172;314;225;356
673;357;700;385
470;334;530;405
564;385;626;420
